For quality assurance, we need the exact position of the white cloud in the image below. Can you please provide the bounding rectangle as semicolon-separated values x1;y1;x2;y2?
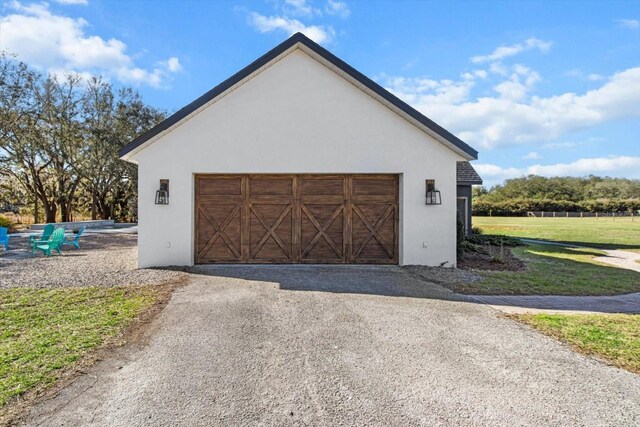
471;37;552;64
326;0;350;18
529;156;640;176
476;156;640;185
283;0;320;17
164;57;182;73
493;65;540;101
522;151;541;160
54;0;88;4
0;2;180;88
249;12;335;44
384;66;640;149
381;72;476;106
617;19;639;29
588;73;604;81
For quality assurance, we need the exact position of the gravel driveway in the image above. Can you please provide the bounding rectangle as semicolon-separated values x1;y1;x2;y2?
21;266;640;426
0;232;184;289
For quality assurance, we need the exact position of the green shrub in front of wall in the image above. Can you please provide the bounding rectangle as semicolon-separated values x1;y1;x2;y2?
0;215;12;229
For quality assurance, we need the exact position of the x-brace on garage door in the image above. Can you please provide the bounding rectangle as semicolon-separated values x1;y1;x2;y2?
195;174;398;264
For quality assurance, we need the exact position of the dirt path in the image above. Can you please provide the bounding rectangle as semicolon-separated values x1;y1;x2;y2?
595;249;640;273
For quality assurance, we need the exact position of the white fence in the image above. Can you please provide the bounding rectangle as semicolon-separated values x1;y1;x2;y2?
527;211;637;219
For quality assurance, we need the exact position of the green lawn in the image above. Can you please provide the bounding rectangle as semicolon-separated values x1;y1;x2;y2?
0;287;161;408
456;244;640;295
513;313;640;374
473;216;640;250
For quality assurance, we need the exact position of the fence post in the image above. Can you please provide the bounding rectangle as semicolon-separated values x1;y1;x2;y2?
542;211;545;218
595;212;598;219
566;211;569;218
613;212;615;221
580;212;583;218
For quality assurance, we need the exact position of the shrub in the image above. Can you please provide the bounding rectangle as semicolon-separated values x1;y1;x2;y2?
467;234;523;247
456;216;465;257
0;215;12;228
471;225;483;235
473;198;640;216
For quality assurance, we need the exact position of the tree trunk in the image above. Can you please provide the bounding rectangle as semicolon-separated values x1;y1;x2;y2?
60;204;69;223
44;203;56;223
91;192;97;220
34;196;39;224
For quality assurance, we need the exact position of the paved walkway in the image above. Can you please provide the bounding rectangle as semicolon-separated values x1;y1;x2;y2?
471;292;640;314
20;267;640;426
474;239;640;314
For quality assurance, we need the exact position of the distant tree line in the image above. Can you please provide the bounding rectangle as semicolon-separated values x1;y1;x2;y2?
473;175;640;216
0;53;165;223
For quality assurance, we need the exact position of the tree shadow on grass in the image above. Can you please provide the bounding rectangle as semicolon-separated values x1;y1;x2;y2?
518;238;640;251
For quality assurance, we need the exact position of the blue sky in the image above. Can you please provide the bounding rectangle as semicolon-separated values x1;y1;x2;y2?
1;0;639;187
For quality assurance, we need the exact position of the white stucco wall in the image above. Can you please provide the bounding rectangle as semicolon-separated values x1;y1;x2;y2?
131;48;466;268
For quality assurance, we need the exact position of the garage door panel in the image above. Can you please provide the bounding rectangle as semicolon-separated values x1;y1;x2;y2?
196;203;242;262
195;174;398;264
300;204;344;262
197;176;242;196
250;176;293;196
300;177;345;196
249;204;294;262
351;203;396;263
352;176;397;196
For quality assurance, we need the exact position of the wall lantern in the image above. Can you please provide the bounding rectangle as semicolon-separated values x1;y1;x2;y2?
425;179;442;205
155;179;169;205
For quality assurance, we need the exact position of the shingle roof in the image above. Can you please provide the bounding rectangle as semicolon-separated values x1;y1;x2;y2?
119;32;478;160
457;161;483;185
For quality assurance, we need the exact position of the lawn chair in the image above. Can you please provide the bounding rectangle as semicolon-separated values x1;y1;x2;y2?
62;226;85;249
32;228;66;257
0;226;10;250
29;224;55;245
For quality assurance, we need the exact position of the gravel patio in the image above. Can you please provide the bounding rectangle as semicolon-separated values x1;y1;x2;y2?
0;231;185;289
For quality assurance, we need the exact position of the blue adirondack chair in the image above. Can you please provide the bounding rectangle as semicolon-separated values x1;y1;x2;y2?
62;226;85;249
0;226;10;250
29;224;55;245
32;228;66;256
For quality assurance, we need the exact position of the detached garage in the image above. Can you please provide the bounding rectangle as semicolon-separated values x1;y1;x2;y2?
119;33;479;268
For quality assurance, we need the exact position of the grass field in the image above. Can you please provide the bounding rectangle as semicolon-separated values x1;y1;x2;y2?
0;287;162;408
514;313;640;374
473;216;640;251
456;244;640;295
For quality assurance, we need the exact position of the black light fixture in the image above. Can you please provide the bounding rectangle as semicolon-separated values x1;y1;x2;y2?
155;179;169;205
425;179;442;205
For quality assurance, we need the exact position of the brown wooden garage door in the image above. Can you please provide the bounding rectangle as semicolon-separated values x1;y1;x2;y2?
195;174;398;264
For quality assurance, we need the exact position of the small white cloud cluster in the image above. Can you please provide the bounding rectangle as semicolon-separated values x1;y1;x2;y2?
617;19;639;29
471;38;552;64
0;1;182;88
250;13;335;45
248;0;351;45
54;0;88;4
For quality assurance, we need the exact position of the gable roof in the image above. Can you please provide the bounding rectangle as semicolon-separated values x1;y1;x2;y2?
119;33;478;160
457;161;483;185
